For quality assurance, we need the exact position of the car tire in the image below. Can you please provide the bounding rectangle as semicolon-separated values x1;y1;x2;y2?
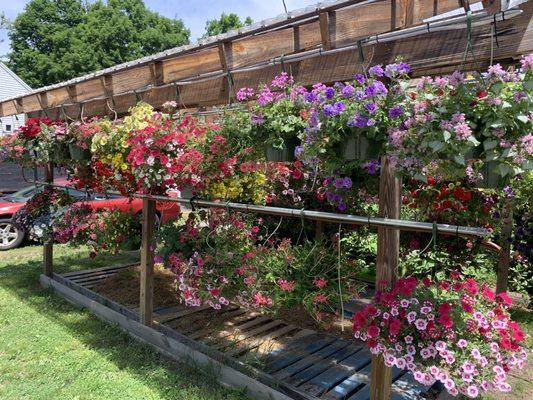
0;219;25;250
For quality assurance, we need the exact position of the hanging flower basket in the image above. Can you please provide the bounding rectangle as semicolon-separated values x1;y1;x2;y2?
68;143;91;161
264;137;299;162
340;133;381;161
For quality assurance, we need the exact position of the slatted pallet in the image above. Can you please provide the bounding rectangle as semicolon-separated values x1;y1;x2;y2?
57;265;442;400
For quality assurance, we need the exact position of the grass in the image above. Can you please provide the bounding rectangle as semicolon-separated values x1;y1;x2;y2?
0;244;249;400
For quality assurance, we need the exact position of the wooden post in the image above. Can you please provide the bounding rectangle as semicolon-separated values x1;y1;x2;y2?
370;156;401;400
43;161;54;277
140;198;156;326
496;202;513;293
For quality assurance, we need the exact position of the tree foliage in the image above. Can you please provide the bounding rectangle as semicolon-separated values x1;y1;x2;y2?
8;0;190;88
203;13;252;38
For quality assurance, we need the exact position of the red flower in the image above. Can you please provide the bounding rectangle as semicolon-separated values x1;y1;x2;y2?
500;337;513;351
438;302;451;315
313;277;327;288
463;278;478;295
427;176;436;185
389;318;401;336
291;169;302;180
497;292;513;306
438;313;454;329
512;328;525;343
367;325;380;338
352;311;367;329
476;89;488;98
313;293;327;303
482;286;495;301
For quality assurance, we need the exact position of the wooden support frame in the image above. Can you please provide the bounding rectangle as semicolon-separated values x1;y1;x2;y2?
319;12;332;50
496;202;513;293
43;162;54;277
370;156;401;400
140;198;156;326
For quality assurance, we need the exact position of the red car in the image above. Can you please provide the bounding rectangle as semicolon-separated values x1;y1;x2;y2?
0;179;181;250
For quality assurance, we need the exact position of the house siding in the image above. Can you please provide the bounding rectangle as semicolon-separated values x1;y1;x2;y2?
0;63;31;136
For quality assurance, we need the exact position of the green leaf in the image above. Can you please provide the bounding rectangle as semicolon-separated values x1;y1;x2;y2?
497;163;511;177
467;136;480;146
517;115;529;124
490;81;504;94
443;131;451;142
483;139;498;151
429;141;445;152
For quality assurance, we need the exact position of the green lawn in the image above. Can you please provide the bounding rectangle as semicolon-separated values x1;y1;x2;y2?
0;244;249;400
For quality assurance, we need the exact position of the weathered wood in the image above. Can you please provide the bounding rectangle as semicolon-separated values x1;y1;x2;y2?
496;203;513;293
43;162;54;277
139;198;156;326
1;0;499;117
369;156;401;400
319;12;333;50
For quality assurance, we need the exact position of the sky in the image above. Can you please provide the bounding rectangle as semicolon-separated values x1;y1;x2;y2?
0;0;318;58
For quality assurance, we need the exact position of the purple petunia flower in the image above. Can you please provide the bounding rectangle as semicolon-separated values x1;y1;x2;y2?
338;202;347;211
368;65;384;77
334;101;346;113
353;73;366;84
388;105;404;119
365;102;377;114
341;84;355;98
325;87;335;99
348;114;368;129
363;159;380;174
323;104;337;118
304;91;317;103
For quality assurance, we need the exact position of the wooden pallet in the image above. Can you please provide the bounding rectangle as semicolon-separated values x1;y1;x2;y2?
58;265;441;400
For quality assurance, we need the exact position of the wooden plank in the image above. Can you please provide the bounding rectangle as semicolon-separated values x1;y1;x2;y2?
347;368;405;400
273;340;352;381
203;316;273;344
227;324;299;357
62;264;134;278
284;344;362;387
43;162;54;278
323;362;373;399
187;310;260;340
390;371;430;400
263;334;336;374
320;12;332;50
213;319;285;351
139;198;156;326
369;155;401;400
70;268;125;282
299;349;372;396
155;305;212;323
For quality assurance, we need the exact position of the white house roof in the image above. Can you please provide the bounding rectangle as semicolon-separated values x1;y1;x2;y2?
0;62;31;100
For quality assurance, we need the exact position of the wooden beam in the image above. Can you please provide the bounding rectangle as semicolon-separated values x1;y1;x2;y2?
319;12;332;50
149;61;165;86
293;25;301;53
370;156;401;400
496;203;513;293
43;162;54;278
14;99;24;114
140;198;156;326
100;74;114;98
218;42;231;100
66;85;78;103
482;0;502;13
38;93;49;113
